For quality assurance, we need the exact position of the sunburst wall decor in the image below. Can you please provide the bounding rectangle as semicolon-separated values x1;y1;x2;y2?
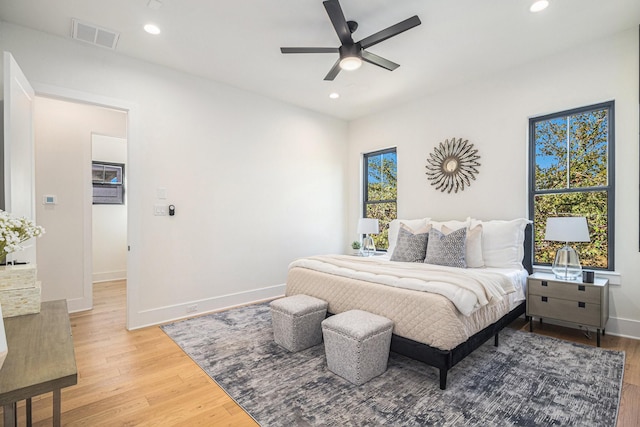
425;138;481;193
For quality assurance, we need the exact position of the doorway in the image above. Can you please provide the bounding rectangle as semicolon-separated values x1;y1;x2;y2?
4;52;137;328
34;96;128;314
91;135;128;285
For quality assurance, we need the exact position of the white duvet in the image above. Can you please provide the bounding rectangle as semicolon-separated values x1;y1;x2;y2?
288;255;516;317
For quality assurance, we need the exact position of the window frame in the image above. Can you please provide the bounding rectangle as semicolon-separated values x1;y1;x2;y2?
92;161;126;205
363;147;397;251
528;101;615;270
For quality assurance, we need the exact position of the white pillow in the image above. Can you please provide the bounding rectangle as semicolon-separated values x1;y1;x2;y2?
471;218;531;268
442;224;484;268
387;218;430;257
429;218;470;232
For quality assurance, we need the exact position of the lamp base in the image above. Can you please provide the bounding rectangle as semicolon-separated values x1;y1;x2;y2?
551;245;582;280
362;235;376;257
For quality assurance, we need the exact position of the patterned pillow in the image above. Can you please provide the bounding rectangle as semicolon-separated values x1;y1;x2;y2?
424;227;467;268
442;224;484;268
390;224;430;263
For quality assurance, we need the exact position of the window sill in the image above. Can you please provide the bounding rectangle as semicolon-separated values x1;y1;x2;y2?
532;265;621;285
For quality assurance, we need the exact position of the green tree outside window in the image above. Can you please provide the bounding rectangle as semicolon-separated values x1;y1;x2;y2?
529;102;614;270
363;148;397;250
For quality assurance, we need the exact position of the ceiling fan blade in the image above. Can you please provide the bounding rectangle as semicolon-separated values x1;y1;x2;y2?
323;0;354;45
324;59;342;81
359;15;421;49
281;47;339;54
361;50;400;71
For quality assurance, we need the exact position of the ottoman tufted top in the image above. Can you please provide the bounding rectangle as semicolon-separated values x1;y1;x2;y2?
322;309;393;340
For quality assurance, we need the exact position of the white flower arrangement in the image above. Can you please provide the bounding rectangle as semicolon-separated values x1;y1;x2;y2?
0;210;45;261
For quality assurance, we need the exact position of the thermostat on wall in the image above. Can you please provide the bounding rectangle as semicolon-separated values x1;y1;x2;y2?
43;195;57;205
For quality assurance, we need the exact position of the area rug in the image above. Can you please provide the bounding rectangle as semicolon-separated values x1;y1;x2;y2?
161;303;624;426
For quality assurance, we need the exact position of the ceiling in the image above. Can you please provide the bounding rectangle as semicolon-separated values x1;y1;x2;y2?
1;0;638;120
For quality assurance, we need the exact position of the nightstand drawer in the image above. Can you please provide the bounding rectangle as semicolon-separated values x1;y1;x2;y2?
528;296;601;327
528;279;601;303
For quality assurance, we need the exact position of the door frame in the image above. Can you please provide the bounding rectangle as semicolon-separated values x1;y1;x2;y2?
3;52;36;263
32;82;140;330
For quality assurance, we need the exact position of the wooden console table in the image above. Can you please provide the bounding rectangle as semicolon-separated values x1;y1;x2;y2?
0;300;77;426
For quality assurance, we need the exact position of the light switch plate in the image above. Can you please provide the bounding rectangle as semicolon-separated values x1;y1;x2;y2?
154;204;168;216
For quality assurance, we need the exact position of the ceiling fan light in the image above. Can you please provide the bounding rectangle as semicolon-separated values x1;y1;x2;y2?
530;0;549;12
339;56;362;71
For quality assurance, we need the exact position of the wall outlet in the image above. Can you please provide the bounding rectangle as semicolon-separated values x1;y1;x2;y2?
186;304;198;313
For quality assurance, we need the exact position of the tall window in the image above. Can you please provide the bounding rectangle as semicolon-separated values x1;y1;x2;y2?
529;101;614;270
363;148;397;250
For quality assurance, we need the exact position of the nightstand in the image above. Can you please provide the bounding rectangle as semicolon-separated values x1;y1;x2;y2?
526;272;609;347
348;252;385;257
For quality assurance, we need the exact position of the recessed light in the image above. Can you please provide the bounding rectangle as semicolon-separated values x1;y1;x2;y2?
530;0;549;12
329;93;340;99
144;24;161;35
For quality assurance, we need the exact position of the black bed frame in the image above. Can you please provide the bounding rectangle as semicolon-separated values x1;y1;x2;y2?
387;223;533;390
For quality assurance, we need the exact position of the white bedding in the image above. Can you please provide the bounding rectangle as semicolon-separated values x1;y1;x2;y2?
289;254;527;316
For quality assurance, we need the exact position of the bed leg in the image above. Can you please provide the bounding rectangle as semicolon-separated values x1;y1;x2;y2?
494;333;499;347
439;369;447;390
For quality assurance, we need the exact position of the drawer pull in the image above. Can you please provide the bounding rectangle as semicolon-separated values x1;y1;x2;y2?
578;302;586;308
541;281;548;287
578;285;586;291
541;296;548;302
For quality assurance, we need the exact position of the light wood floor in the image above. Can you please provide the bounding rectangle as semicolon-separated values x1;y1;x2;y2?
8;281;257;426
5;281;640;426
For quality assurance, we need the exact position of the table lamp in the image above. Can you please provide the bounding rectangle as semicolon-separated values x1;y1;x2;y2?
357;218;379;256
544;216;590;280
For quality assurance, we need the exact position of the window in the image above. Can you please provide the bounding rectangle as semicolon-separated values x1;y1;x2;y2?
363;148;397;250
529;101;614;270
92;161;125;205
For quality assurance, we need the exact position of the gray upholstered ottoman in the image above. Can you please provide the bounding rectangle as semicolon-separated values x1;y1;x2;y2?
270;295;328;352
321;309;394;385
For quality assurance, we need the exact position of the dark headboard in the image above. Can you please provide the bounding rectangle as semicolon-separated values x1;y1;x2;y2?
523;222;533;274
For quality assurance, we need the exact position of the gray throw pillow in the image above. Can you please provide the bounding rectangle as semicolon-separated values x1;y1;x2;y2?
390;226;429;263
424;227;467;268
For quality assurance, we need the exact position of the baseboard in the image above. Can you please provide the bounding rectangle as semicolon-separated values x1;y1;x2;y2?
63;296;92;313
127;283;286;330
604;317;640;340
531;316;640;341
92;270;127;283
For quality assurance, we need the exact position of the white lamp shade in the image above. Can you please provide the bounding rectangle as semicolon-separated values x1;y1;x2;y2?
357;218;379;235
544;217;590;243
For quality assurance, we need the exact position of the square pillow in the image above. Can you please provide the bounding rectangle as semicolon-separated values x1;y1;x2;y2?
424;227;467;268
470;218;531;268
390;224;430;263
387;218;430;257
442;224;484;268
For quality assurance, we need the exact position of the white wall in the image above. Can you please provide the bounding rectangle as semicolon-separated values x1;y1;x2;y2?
92;134;127;283
1;22;348;328
348;28;640;338
34;98;127;309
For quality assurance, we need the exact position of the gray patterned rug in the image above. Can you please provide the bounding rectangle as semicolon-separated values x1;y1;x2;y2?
161;303;624;426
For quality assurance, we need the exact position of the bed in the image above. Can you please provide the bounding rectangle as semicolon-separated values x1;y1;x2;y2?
285;217;533;389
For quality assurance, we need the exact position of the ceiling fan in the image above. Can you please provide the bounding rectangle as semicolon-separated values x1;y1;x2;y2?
280;0;421;81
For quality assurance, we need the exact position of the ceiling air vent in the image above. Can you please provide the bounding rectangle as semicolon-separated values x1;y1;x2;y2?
71;19;120;50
